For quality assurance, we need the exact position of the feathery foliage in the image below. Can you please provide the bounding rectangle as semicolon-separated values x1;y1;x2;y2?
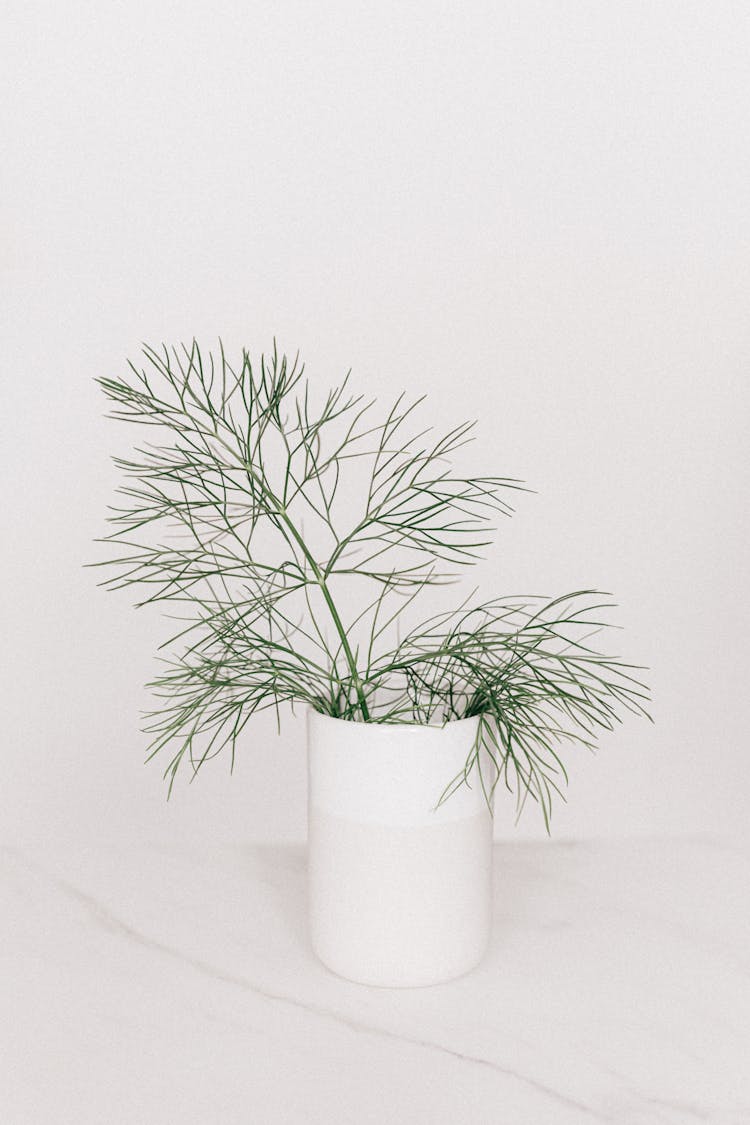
95;340;650;826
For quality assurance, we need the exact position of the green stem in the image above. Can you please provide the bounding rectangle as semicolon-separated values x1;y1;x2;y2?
277;508;371;721
225;443;369;722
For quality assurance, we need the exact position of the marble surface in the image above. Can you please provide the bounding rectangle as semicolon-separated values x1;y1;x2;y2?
3;837;748;1124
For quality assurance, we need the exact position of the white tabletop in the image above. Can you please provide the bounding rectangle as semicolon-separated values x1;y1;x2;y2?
3;837;748;1124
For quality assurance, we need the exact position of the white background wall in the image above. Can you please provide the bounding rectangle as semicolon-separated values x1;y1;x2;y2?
3;1;748;847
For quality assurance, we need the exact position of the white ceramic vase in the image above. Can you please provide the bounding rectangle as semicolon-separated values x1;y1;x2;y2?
307;709;493;987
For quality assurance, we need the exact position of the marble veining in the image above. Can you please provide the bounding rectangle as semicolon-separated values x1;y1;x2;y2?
3;838;748;1124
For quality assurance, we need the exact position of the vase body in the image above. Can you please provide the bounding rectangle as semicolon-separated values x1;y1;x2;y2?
307;709;493;987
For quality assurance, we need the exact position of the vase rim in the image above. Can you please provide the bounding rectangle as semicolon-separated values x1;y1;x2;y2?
306;705;480;732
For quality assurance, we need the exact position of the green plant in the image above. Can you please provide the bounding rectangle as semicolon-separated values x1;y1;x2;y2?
95;340;650;827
